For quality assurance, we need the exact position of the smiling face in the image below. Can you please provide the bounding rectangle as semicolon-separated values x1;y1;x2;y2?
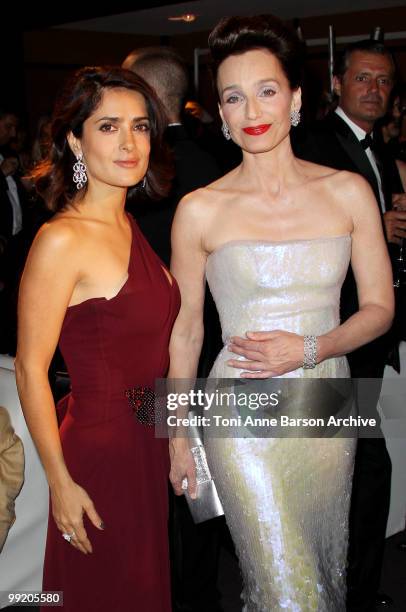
334;50;394;132
217;48;301;154
68;87;151;192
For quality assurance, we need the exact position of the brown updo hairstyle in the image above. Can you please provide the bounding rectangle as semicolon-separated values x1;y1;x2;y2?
208;15;303;92
33;66;172;212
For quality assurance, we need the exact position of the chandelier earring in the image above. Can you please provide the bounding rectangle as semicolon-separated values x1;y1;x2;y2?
221;121;231;140
72;154;87;189
290;109;301;127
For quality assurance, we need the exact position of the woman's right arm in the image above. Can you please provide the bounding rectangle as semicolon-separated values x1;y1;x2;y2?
15;222;103;554
168;192;209;498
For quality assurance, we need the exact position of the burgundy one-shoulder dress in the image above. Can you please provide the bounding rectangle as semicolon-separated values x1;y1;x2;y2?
42;216;180;611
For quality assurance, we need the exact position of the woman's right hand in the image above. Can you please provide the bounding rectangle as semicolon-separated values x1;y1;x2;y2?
50;479;104;554
169;438;197;499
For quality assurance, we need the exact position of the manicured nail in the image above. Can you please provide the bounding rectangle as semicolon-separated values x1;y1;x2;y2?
99;521;105;530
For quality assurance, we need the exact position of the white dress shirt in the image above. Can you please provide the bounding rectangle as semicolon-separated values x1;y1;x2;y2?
0;153;23;235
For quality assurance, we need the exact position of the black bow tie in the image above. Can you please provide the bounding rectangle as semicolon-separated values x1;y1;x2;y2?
360;133;375;151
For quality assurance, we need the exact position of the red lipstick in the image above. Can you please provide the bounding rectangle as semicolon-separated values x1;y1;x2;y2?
242;124;271;136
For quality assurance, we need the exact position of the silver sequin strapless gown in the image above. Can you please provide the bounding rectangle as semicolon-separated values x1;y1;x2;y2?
205;236;356;612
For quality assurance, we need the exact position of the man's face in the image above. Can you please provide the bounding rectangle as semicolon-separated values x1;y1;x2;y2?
334;51;394;132
0;114;18;146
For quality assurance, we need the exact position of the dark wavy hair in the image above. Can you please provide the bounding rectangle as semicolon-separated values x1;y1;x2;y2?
33;66;172;212
208;15;303;91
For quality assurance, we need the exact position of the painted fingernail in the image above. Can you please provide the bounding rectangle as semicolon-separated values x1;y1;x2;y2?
99;521;105;530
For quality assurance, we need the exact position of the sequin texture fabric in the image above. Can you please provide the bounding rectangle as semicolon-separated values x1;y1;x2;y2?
205;236;356;612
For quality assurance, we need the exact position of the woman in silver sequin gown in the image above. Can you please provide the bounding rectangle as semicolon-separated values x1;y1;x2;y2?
204;237;354;611
168;15;394;612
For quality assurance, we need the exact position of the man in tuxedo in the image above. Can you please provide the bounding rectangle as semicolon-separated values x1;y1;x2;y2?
293;40;405;611
0;107;21;247
0;107;28;353
122;47;221;266
123;47;224;612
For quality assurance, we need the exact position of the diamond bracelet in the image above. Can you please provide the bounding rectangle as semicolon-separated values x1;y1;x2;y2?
303;335;318;369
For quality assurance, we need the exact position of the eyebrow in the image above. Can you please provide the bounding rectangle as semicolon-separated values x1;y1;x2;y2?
221;77;280;93
355;70;392;78
95;115;150;123
221;78;280;95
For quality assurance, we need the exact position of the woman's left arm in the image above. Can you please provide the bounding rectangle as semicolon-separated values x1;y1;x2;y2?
227;174;394;377
316;173;394;360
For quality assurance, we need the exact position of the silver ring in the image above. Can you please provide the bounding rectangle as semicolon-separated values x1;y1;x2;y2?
181;478;188;491
62;531;75;543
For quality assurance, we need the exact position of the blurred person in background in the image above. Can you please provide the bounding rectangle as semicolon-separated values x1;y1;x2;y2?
31;115;53;166
0;106;23;245
0;406;24;554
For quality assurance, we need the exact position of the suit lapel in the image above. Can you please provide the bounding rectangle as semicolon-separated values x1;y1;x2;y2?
329;114;381;203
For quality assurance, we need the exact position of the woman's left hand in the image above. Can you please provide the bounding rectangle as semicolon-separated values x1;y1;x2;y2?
227;330;305;378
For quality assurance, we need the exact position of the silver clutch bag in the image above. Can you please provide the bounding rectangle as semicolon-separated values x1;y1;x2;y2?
181;411;224;524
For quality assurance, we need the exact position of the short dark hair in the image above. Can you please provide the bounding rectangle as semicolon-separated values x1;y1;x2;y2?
33;66;172;213
0;105;18;120
123;47;189;117
334;39;396;80
208;15;303;90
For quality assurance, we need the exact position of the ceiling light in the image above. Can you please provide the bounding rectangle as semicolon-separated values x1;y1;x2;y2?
168;13;198;23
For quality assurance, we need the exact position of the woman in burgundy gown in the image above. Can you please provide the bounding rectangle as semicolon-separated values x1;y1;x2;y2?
16;67;179;611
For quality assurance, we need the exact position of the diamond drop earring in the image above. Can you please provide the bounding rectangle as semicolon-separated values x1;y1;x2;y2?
290;109;301;127
72;154;87;189
221;121;231;140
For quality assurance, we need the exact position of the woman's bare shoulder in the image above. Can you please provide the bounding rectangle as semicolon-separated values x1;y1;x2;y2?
29;214;85;262
296;157;340;179
20;215;85;297
297;157;353;184
177;167;240;213
302;158;369;187
297;158;373;203
323;168;376;209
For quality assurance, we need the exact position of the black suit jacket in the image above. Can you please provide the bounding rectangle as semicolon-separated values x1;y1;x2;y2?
130;124;221;267
292;112;403;375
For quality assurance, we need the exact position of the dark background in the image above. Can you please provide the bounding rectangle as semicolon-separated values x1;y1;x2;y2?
2;3;406;133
